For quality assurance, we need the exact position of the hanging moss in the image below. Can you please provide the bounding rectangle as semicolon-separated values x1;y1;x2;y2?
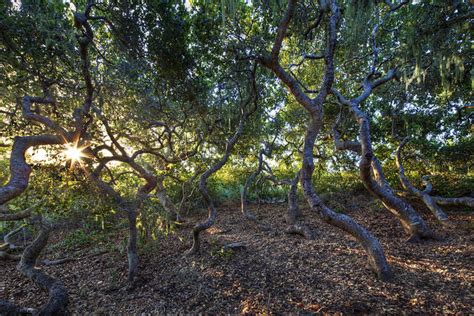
343;0;375;56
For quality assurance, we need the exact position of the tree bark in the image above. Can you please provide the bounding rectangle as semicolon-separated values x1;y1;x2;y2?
432;196;474;208
302;116;392;280
188;109;247;254
332;83;434;241
0;135;62;205
284;171;315;240
241;149;265;221
126;207;139;283
395;138;450;226
17;222;68;315
259;0;392;280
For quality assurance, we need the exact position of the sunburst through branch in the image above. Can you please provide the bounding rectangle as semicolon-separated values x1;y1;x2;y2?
62;142;91;169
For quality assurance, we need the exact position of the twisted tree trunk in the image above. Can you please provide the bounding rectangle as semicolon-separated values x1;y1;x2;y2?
396;138;473;224
0;135;62;205
258;0;392;279
355;106;433;241
284;171;315;240
188;112;247;255
89;158;157;284
329;0;433;241
302;116;392;280
396;138;450;226
17;222;68;315
332;85;435;241
241;149;265;221
0;2;98;310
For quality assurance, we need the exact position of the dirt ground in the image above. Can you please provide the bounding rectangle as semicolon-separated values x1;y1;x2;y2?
1;194;473;314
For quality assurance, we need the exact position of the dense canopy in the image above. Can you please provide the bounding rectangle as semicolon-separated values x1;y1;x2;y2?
0;0;472;313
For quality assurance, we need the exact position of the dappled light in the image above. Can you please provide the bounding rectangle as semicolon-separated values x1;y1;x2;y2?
0;0;472;314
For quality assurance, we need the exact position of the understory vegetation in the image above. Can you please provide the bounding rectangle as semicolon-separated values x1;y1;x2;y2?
0;0;472;314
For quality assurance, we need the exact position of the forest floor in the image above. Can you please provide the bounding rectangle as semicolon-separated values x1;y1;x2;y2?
1;193;473;314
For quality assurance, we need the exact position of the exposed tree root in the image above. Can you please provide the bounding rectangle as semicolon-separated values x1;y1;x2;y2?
0;206;33;221
285;223;315;240
41;258;77;266
222;242;246;251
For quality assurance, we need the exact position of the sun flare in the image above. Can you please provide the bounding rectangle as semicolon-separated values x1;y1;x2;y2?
63;143;87;164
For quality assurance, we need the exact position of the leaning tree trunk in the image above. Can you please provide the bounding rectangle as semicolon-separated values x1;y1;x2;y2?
432;196;474;208
17;221;68;315
302;116;392;280
258;0;392;279
331;87;434;241
328;0;434;241
395;138;450;226
396;138;473;222
354;110;433;240
353;105;434;241
89;158;157;284
188;111;247;255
